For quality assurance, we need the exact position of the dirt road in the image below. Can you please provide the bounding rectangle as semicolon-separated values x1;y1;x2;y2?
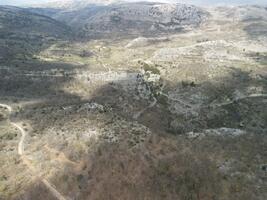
0;103;68;200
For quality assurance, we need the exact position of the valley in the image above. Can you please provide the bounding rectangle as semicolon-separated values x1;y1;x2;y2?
0;1;266;200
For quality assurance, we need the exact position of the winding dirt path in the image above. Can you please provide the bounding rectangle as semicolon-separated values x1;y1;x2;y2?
133;97;157;119
0;103;67;200
160;93;267;110
133;80;166;120
210;93;267;107
11;122;26;155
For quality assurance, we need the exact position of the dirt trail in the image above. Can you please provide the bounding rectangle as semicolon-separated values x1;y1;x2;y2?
44;145;78;166
160;93;267;110
11;122;26;155
42;179;67;200
133;97;157;119
1;103;68;200
133;80;166;120
210;93;267;107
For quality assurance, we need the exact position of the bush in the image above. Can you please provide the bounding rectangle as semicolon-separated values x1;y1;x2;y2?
110;15;121;22
181;81;196;88
141;62;160;75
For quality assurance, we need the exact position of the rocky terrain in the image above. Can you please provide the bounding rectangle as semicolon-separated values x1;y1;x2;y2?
28;2;207;38
0;2;267;200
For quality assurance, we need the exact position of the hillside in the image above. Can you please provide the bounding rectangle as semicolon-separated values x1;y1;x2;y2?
35;0;118;9
28;2;207;38
27;3;267;39
0;6;72;61
0;2;266;200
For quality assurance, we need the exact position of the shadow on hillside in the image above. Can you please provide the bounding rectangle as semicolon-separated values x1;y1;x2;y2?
13;180;58;200
52;67;266;200
0;5;75;63
195;67;267;134
83;67;267;135
243;21;267;39
0;58;84;105
12;65;267;135
10;65;267;200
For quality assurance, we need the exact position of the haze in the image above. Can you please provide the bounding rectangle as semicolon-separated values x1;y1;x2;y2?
0;0;267;6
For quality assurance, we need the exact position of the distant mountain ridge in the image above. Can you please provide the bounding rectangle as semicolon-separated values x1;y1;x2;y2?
2;2;266;40
31;0;120;9
0;5;72;60
0;6;71;37
27;1;207;38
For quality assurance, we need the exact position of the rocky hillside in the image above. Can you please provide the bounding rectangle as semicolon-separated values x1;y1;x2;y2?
0;6;72;60
1;2;266;200
29;2;207;38
0;6;71;38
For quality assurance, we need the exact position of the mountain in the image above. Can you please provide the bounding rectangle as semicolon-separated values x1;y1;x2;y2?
210;5;267;38
0;2;266;200
31;0;119;9
10;0;267;7
29;2;207;38
0;6;71;37
0;6;72;60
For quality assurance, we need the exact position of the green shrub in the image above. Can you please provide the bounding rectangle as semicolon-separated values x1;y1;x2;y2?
142;62;160;75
